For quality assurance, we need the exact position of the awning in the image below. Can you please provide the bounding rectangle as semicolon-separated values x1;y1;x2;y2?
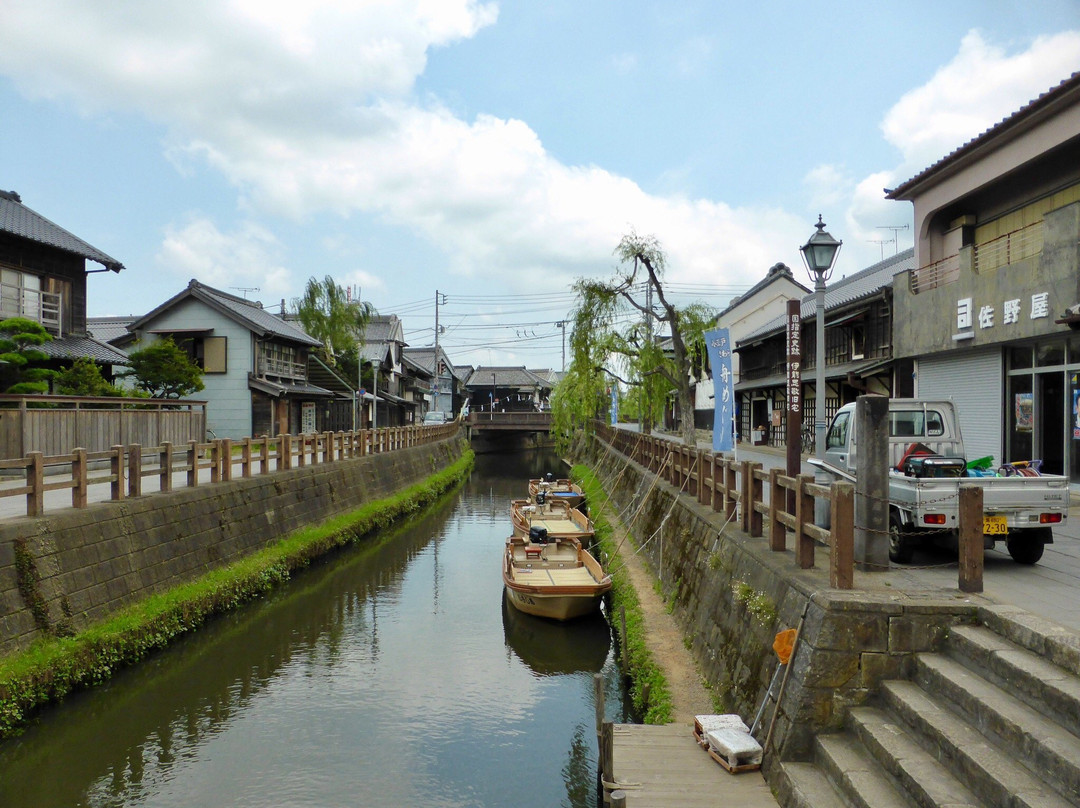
249;375;335;398
735;357;893;393
825;308;869;328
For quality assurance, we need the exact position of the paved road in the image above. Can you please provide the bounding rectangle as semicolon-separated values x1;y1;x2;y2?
615;424;1080;633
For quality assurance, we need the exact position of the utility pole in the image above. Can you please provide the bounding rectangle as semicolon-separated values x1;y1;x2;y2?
556;320;566;371
643;260;654;434
434;291;447;413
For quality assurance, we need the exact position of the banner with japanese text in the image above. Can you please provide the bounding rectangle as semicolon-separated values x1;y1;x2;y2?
704;328;734;452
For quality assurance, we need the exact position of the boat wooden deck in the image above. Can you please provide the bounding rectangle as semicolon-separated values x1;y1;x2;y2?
525;516;580;534
512;565;597;586
609;723;777;807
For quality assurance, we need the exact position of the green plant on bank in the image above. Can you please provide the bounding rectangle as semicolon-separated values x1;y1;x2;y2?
0;450;474;738
573;463;674;724
731;579;777;627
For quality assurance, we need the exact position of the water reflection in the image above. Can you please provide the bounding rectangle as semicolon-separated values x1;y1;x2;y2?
502;596;611;677
0;450;625;808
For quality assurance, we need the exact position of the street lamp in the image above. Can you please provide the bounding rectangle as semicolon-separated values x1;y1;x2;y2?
799;215;842;459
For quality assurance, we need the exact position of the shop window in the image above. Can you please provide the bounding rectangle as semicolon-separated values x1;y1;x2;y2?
1008;345;1033;369
1036;343;1065;367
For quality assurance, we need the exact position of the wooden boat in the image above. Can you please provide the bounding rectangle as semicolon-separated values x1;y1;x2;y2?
510;497;594;542
503;534;611;621
528;476;585;509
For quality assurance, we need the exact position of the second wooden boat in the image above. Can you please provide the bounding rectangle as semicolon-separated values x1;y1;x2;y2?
502;535;611;621
510;497;593;542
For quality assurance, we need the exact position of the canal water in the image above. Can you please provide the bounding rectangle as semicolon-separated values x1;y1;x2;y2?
0;449;630;808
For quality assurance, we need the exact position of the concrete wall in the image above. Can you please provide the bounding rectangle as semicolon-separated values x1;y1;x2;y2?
0;434;469;657
583;436;977;761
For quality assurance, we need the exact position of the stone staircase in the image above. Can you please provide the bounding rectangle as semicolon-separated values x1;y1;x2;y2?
775;609;1080;808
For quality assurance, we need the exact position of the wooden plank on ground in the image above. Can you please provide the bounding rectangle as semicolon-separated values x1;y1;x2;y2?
609;723;778;808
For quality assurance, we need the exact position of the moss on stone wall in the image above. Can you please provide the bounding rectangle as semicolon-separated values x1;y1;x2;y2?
0;450;473;739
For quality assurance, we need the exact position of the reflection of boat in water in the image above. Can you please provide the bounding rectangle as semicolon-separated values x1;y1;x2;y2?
510;498;594;542
501;595;611;675
502;534;611;621
529;475;585;510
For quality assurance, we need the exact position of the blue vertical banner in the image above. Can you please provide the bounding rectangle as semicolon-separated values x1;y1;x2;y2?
705;328;734;452
610;385;619;426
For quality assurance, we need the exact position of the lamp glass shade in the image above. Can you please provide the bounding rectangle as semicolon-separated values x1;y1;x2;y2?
800;219;842;275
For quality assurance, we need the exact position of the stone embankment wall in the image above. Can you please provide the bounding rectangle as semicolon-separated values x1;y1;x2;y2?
583;436;975;760
0;435;469;657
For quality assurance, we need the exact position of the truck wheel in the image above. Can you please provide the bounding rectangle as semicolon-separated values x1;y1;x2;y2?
1006;529;1048;565
889;512;914;564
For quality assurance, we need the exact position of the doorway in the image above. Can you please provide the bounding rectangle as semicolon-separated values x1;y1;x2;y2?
1038;371;1065;475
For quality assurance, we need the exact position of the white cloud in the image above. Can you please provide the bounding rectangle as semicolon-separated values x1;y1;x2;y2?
0;0;811;296
156;217;293;300
882;29;1080;176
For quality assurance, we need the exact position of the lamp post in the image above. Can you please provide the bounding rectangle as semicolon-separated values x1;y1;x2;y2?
799;215;842;459
491;372;496;421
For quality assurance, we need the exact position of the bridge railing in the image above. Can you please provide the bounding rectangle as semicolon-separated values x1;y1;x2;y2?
0;422;462;520
592;422;857;589
466;411;553;428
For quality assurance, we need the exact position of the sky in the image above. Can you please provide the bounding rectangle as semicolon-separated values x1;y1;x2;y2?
3;1;1080;373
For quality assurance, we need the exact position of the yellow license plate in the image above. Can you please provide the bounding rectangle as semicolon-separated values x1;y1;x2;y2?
983;515;1008;535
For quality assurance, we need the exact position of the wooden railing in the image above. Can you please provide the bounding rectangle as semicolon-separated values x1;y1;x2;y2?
0;422;461;520
593;423;857;589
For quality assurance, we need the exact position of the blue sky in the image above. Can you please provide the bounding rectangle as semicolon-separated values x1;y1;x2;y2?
3;1;1080;371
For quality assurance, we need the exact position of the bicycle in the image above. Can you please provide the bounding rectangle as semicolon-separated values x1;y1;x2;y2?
800;425;815;454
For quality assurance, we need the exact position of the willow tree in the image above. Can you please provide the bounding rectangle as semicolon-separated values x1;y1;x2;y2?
558;231;715;447
550;278;618;454
293;276;375;369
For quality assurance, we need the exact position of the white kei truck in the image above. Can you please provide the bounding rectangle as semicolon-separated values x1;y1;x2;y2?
810;399;1069;565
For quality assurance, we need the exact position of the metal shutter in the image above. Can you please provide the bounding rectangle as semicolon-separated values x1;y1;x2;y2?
916;349;1004;465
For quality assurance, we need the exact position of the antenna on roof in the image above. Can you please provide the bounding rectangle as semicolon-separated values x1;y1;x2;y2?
231;286;260;299
867;238;893;261
876;224;910;255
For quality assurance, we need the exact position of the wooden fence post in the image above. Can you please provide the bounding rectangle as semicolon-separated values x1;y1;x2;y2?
72;447;88;508
241;438;252;478
281;434;292;470
747;460;764;535
769;468;784;551
210;440;221;483
795;474;815;569
127;445;142;498
110;445;125;502
187;441;199;487
260;436;270;474
221;438;233;481
958;484;984;593
830;482;854;589
25;452;43;516
725;460;738;521
160;441;173;492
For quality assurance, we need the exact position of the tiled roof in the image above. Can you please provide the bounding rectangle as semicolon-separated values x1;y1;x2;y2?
38;335;130;364
739;248;915;345
87;316;136;344
465;365;551;389
887;71;1080;199
0;190;124;271
129;280;320;346
403;346;463;380
718;262;809;317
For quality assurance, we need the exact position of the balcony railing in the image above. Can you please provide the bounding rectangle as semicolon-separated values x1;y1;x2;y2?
909;254;960;294
0;284;62;335
259;355;306;380
974;221;1043;274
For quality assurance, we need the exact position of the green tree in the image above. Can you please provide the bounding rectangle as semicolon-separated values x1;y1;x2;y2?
121;338;205;398
293;276;375;372
55;356;123;397
558;231;716;447
0;317;56;394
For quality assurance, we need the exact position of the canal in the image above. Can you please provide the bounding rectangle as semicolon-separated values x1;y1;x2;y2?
0;449;631;808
